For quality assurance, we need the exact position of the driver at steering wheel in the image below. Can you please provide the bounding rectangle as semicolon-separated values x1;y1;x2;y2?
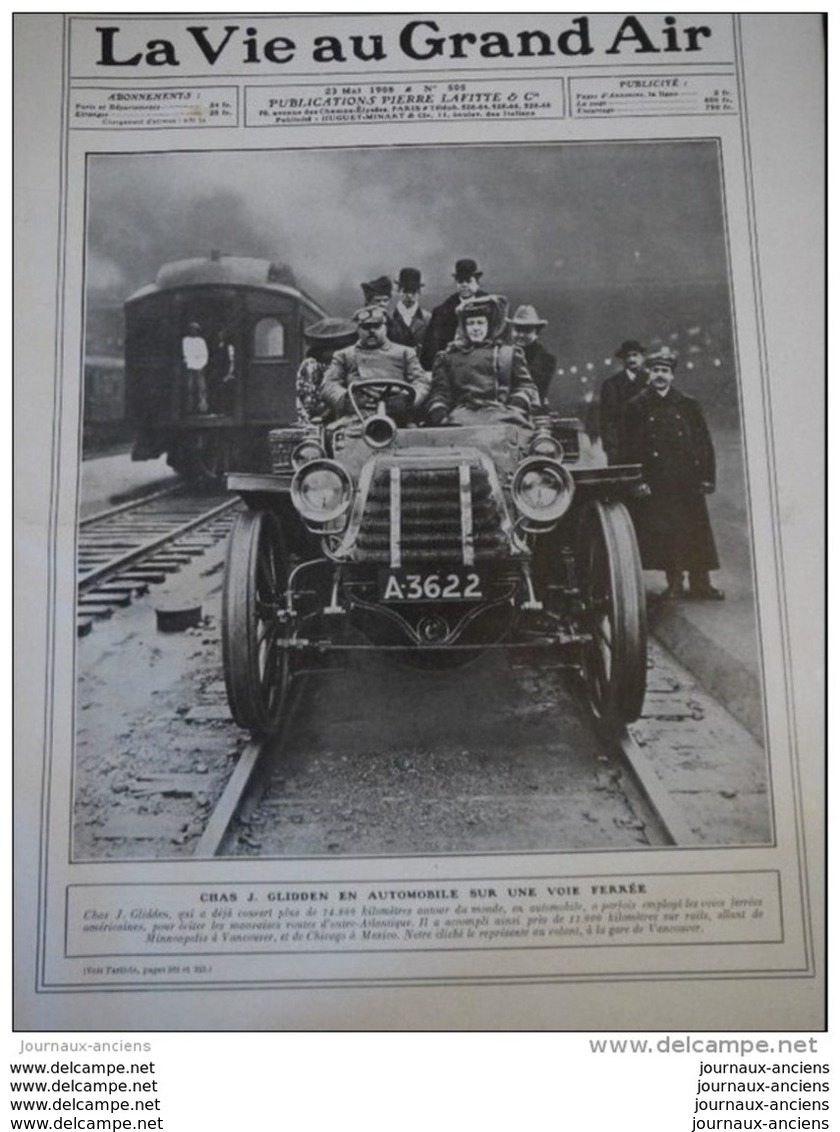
320;306;430;426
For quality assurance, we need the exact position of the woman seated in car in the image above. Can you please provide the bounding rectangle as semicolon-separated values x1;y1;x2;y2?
425;295;538;427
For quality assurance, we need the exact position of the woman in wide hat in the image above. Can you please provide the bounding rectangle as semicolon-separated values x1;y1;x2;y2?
295;317;358;424
426;294;538;429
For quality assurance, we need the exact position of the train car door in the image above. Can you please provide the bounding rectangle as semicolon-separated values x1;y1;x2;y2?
245;302;298;423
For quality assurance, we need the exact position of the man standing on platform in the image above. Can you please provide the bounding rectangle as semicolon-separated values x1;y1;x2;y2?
598;338;647;464
624;347;725;601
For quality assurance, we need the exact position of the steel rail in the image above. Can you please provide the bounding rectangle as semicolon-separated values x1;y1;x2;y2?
79;482;185;528
192;678;308;858
617;726;701;846
78;497;239;594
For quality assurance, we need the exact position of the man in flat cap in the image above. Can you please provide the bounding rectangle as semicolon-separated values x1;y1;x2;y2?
388;267;432;354
508;304;556;410
360;275;394;309
320;305;430;426
624;347;724;600
598;339;647;464
420;258;487;370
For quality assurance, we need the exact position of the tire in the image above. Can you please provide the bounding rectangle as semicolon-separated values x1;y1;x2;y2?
576;500;647;729
222;510;291;734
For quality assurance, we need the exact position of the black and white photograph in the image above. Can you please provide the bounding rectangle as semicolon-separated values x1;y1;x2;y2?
75;140;770;861
16;13;823;1039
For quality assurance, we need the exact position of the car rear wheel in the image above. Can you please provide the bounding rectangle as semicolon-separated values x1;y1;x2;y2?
576;500;647;730
222;509;292;734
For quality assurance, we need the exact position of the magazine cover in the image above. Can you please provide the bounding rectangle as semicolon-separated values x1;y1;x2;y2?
14;12;824;1033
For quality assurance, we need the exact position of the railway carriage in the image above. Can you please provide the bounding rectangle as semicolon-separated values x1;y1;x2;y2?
221;378;648;737
124;253;328;479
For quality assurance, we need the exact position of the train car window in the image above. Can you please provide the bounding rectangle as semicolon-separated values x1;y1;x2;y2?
253;317;286;359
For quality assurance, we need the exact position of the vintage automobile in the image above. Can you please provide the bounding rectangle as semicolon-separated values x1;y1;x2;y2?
221;380;647;736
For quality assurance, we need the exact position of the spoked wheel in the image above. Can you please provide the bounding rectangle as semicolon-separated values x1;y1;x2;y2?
222;509;293;734
576;500;647;731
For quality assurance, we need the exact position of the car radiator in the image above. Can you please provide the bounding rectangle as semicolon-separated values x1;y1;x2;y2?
354;463;508;567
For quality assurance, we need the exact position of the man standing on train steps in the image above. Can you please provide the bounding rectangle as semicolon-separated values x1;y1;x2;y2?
181;321;209;414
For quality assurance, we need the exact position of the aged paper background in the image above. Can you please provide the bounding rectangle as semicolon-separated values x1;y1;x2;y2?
13;12;824;1030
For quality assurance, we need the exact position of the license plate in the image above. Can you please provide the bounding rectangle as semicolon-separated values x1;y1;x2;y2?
379;570;484;602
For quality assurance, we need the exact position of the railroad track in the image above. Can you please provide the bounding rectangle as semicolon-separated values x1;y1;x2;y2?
77;484;241;637
74;536;767;861
189;637;763;858
191;699;674;859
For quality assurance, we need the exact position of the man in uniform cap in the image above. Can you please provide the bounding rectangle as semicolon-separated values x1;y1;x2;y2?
507;304;556;409
388;267;431;354
320;305;430;426
598;338;647;464
360;275;393;309
420;258;487;370
624;346;724;600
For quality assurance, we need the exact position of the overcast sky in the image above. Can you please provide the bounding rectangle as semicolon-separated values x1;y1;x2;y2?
87;141;728;314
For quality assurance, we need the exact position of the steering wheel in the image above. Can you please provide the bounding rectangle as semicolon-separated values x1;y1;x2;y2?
347;379;416;420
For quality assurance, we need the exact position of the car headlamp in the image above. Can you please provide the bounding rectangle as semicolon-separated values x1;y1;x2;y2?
511;457;575;524
528;431;564;460
291;459;353;524
291;437;326;469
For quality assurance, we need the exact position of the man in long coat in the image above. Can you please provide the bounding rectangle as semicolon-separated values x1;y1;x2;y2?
320;306;430;426
598;339;647;464
624;347;724;600
419;258;487;370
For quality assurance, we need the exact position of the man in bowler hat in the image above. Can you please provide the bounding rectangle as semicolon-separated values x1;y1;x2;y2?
420;258;487;370
508;304;556;409
624;347;724;601
388;267;431;354
599;339;647;464
360;275;393;309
